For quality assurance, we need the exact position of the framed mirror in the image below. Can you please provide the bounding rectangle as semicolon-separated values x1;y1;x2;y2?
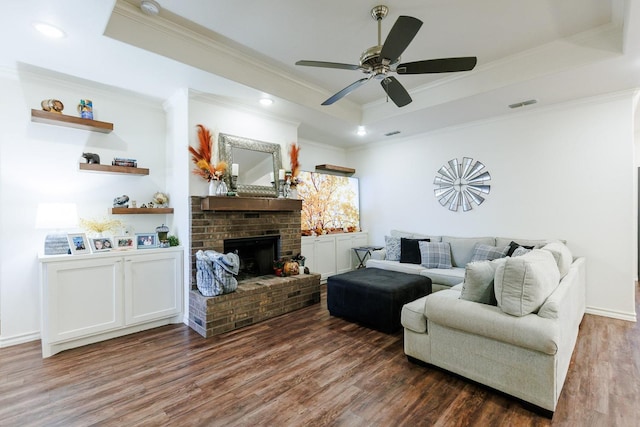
218;133;283;197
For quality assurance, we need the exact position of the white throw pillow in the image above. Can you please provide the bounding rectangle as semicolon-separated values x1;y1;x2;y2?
460;257;508;305
541;241;573;278
494;249;560;317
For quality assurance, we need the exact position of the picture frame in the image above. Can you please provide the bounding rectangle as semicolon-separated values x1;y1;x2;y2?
136;233;158;249
114;236;135;250
67;233;91;255
90;237;114;252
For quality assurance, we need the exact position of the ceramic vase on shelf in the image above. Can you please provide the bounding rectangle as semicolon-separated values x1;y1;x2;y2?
208;180;219;196
288;188;298;199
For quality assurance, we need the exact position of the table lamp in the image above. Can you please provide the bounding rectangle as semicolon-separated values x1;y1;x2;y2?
35;203;79;255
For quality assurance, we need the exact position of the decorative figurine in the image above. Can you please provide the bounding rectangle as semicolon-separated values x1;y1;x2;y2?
113;195;129;208
82;152;100;164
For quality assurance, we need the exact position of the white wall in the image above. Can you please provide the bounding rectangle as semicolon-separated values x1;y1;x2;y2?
0;68;171;345
349;92;637;321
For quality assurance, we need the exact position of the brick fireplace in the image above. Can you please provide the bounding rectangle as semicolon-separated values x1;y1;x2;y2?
188;196;321;338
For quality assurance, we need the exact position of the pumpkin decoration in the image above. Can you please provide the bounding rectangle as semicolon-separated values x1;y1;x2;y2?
283;261;300;276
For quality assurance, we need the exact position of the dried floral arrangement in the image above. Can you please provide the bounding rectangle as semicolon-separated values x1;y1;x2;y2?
189;124;227;182
80;217;123;234
288;142;301;187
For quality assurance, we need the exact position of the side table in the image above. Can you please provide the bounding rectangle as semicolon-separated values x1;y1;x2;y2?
352;246;384;269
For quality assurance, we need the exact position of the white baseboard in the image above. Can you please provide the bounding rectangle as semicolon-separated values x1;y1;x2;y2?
0;331;40;348
585;306;637;322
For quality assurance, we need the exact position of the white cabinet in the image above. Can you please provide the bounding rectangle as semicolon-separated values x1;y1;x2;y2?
301;232;368;281
39;247;183;357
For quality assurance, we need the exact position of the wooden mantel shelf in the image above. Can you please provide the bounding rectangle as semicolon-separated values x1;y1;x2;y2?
201;196;302;212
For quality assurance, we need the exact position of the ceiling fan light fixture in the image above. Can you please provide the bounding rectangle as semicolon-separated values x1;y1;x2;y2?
140;0;161;16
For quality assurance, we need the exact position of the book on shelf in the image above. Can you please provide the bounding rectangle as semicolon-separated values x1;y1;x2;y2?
112;157;137;167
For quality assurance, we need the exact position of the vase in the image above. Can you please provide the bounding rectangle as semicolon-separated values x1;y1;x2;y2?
216;180;228;196
289;188;298;199
208;180;219;196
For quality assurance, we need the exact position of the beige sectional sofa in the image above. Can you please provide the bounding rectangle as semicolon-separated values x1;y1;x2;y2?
367;230;586;414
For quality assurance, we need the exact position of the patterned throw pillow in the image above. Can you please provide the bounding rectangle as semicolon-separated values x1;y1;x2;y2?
418;241;452;269
385;236;401;261
470;243;509;262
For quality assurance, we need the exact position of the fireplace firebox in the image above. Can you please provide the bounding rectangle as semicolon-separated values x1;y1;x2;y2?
224;235;280;281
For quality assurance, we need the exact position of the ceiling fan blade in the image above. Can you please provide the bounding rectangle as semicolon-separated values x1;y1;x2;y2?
296;60;361;71
396;57;478;74
380;16;423;63
322;76;372;106
380;76;412;107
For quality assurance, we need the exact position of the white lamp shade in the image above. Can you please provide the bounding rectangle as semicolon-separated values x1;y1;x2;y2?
35;203;79;230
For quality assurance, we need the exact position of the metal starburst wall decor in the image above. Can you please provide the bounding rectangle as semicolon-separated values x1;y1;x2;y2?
433;157;491;212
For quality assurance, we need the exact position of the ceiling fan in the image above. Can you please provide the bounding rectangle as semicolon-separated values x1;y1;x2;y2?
295;5;477;108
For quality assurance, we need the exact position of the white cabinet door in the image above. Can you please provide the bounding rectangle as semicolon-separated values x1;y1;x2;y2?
43;257;124;344
336;232;369;274
301;237;316;273
124;251;182;325
314;236;337;281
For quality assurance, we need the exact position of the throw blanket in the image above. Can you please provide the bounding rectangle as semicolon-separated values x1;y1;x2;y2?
196;250;240;296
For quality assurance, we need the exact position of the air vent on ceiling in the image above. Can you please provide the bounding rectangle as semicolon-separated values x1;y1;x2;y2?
385;130;401;137
509;99;537;109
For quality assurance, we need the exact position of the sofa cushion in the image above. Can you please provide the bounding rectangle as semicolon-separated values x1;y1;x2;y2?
419;267;465;287
460;258;508;305
419;241;452;269
385;236;401;261
390;230;441;242
541;241;573;278
400;237;430;264
469;243;509;262
494;249;561;317
366;259;426;275
441;236;496;267
401;296;429;333
425;289;560;355
496;237;559;249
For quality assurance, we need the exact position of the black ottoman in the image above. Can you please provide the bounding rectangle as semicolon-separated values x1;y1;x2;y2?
327;268;432;333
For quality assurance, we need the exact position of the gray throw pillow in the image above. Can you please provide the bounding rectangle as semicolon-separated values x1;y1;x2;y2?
469;243;509;262
385;236;401;261
418;241;452;269
460;257;508;305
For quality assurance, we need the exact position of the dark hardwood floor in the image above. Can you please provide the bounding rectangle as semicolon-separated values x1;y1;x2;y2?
1;284;638;427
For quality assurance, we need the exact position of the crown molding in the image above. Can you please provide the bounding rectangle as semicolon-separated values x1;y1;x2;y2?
105;1;361;124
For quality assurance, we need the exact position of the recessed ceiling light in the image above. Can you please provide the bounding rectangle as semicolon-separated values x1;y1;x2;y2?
357;126;367;136
140;0;161;15
259;98;274;106
33;22;66;39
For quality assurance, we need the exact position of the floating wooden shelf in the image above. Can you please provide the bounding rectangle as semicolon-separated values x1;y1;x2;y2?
201;196;302;212
31;109;113;133
110;208;173;215
79;163;149;175
315;164;356;175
